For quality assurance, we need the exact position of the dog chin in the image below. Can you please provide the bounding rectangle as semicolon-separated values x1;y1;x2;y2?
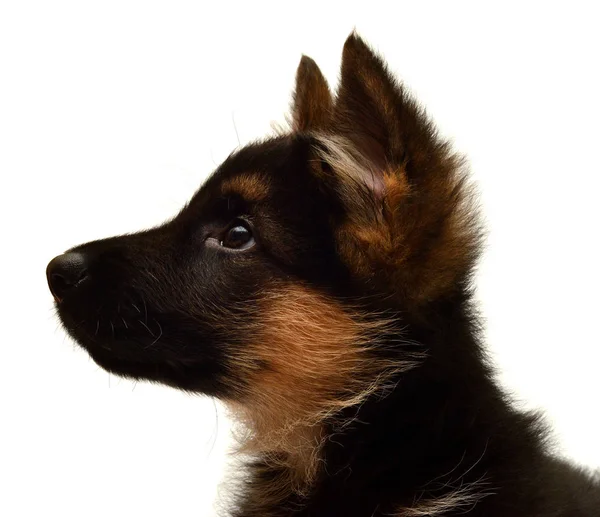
57;320;151;377
66;331;225;394
87;347;141;373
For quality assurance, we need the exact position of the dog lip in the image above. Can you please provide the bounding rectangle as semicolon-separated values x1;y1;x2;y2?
50;276;89;305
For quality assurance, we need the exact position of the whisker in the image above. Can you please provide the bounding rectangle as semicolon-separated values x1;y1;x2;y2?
232;111;241;146
206;399;219;458
138;319;156;338
455;440;489;483
73;319;87;331
145;320;163;349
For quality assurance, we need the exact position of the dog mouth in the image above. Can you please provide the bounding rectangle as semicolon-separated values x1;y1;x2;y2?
56;305;231;393
56;305;188;381
46;250;235;394
54;296;165;360
46;251;165;356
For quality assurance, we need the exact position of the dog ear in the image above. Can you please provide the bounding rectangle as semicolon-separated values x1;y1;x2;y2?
291;55;333;132
330;33;442;189
317;33;422;204
317;33;481;305
333;33;402;171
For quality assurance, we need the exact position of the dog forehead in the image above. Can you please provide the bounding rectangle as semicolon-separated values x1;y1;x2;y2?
199;135;316;204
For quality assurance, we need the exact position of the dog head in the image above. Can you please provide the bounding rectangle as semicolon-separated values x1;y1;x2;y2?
47;33;480;477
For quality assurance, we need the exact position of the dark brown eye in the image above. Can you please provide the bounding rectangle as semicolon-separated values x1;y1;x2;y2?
220;221;255;250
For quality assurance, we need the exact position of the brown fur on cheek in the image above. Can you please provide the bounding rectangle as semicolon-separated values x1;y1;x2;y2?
224;284;416;492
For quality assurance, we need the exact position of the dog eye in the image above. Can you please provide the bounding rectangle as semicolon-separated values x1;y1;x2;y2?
220;221;255;250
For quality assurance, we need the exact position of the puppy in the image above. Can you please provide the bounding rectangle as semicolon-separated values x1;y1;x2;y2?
47;33;600;516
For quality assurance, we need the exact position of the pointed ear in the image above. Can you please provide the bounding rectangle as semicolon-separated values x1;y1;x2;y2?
317;34;480;305
333;33;434;175
291;55;333;132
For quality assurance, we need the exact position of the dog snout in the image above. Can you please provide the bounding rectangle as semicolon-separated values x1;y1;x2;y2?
46;252;90;302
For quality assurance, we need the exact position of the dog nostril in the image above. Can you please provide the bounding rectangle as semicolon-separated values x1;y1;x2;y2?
46;252;90;302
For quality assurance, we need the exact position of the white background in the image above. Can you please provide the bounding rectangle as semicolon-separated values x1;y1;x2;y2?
1;1;599;516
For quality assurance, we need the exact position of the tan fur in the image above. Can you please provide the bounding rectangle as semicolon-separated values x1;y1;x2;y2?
314;134;480;305
395;477;495;516
223;34;481;515
221;173;269;202
224;283;421;510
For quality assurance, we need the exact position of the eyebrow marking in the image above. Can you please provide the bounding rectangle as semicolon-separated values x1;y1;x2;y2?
221;173;270;203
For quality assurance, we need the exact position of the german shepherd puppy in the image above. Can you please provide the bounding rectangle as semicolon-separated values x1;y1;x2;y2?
47;33;599;516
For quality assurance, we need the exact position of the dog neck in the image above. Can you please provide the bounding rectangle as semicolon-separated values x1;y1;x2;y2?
231;294;545;516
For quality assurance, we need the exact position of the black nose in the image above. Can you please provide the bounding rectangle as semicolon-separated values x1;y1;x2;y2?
46;252;89;302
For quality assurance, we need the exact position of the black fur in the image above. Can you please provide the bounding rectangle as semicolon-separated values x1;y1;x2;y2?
47;34;600;516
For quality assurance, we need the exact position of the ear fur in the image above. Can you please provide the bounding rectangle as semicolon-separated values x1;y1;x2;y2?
334;33;405;171
316;33;482;305
333;33;446;179
291;55;333;132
